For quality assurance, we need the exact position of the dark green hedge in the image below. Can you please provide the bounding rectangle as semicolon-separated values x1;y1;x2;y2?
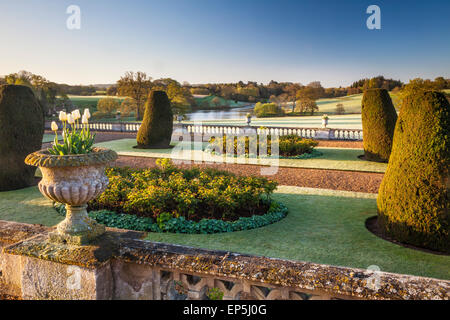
55;201;288;234
361;89;398;162
377;91;449;253
207;134;319;158
0;85;44;191
136;90;173;149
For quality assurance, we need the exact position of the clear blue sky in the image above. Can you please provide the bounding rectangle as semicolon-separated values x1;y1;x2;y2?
0;0;449;87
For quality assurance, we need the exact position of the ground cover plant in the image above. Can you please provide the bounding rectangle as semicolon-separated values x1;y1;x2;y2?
87;159;281;231
207;134;319;158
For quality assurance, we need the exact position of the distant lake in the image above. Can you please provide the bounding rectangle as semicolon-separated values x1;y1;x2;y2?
185;105;254;121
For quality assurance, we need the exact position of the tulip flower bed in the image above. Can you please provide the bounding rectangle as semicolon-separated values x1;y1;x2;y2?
79;159;286;233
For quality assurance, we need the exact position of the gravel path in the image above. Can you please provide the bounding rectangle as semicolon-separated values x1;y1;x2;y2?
113;156;382;194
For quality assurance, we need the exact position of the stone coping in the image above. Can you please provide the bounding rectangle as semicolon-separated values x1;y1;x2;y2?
1;220;449;300
0;220;51;246
24;147;118;168
117;239;449;300
4;228;145;269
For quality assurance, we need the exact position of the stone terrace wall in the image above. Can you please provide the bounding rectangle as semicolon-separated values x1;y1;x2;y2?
0;220;448;300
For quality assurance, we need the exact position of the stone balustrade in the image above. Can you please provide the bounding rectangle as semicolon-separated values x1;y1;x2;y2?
45;121;363;141
0;220;448;300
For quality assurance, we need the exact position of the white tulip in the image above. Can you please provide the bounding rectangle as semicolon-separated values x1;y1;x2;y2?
82;114;89;125
59;111;67;122
67;113;75;124
83;108;91;119
51;121;58;131
72;109;81;120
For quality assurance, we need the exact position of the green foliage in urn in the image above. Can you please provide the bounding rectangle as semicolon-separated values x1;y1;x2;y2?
47;109;95;155
136;91;173;149
377;91;449;253
361;88;398;162
0;85;44;191
56;198;287;234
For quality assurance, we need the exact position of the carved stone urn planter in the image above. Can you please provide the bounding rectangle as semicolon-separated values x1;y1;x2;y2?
25;147;118;245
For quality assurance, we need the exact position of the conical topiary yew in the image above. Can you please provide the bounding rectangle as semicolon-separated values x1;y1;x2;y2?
0;85;44;191
136;90;173;149
377;90;449;253
361;89;398;162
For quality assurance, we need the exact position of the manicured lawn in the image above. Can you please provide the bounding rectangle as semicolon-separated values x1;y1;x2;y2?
42;134;56;143
0;187;62;227
145;186;450;280
95;139;387;173
315;94;364;114
67;95;126;113
314;91;400;114
0;186;448;280
194;95;249;108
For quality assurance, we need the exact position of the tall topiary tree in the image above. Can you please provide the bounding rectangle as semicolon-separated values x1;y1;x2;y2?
377;91;449;253
361;88;398;162
0;85;44;191
136;90;173;149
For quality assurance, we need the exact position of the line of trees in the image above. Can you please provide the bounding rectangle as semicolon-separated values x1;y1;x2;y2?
2;70;448;120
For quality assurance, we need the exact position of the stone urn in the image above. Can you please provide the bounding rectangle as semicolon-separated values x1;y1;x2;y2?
322;115;329;128
246;113;252;126
25;147;118;245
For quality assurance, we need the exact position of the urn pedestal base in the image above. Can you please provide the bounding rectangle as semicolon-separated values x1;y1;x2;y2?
49;205;105;246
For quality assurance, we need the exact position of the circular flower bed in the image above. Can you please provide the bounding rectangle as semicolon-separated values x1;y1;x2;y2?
207;134;321;159
54;159;288;234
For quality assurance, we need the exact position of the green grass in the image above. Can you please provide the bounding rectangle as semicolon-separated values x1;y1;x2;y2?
0;186;447;279
95;139;387;173
315;94;365;114
194;95;249;108
68;95;125;112
42;134;56;143
0;187;62;226
144;186;450;280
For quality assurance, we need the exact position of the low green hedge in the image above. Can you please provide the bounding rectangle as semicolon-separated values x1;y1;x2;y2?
54;201;288;234
207;134;319;158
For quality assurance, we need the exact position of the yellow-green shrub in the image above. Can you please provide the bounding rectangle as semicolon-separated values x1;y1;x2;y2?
89;160;278;222
254;102;284;118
